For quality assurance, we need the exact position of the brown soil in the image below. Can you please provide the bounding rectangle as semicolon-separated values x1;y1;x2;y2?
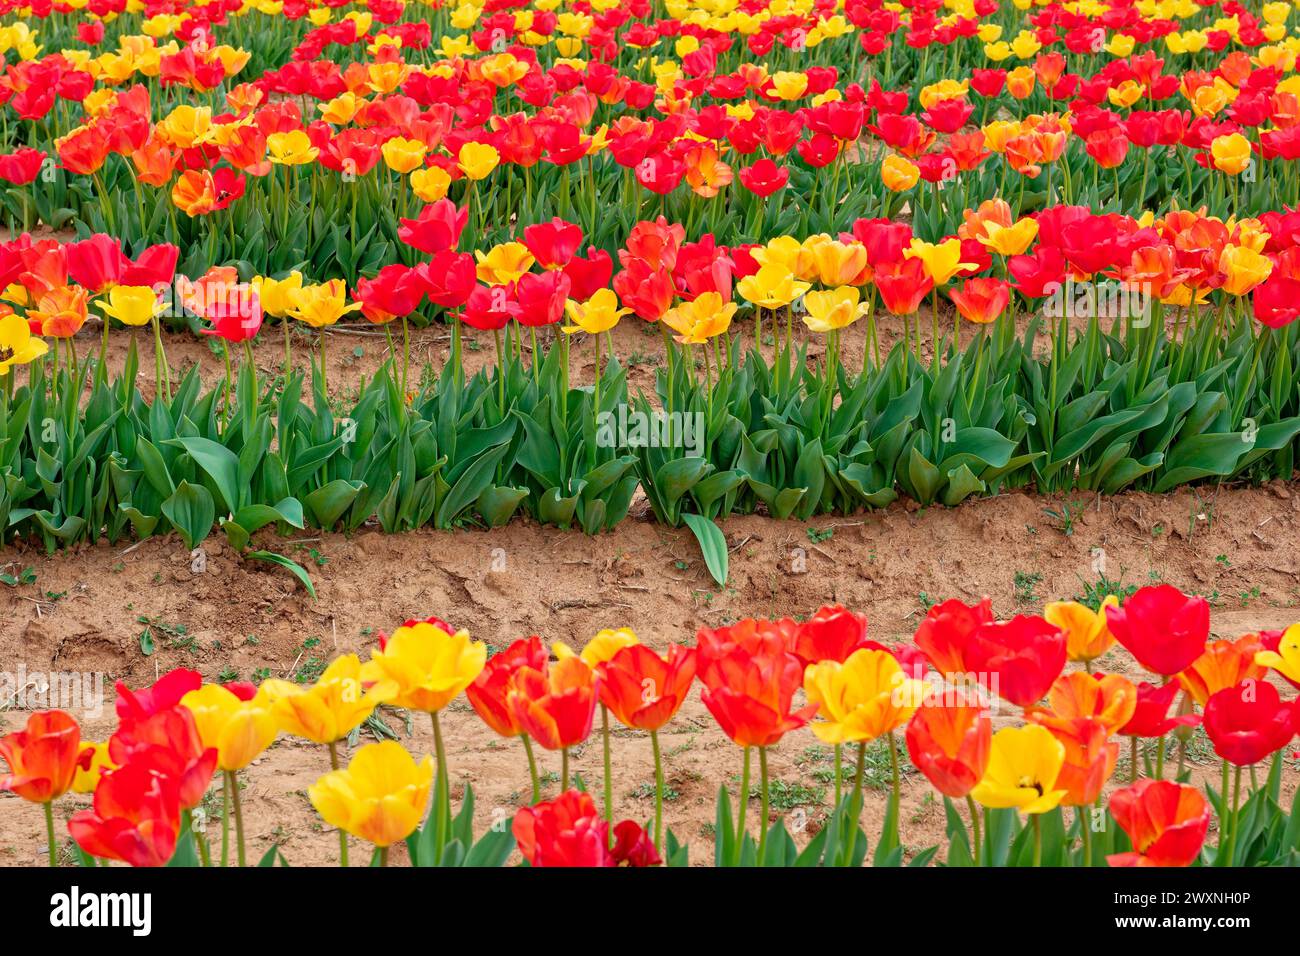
3;480;1299;866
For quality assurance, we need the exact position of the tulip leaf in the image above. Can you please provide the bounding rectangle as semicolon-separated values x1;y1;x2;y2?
682;512;728;588
246;550;316;599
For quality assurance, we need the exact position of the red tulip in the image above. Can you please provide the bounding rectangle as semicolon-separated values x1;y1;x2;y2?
738;158;789;197
461;283;515;331
696;622;815;748
66;234;128;293
355;264;425;323
418;250;477;309
398;199;467;255
1107;779;1210;867
905;691;991;798
0;146;46;185
114;669;202;722
0;710;87;803
67;760;182;867
509;269;570;327
948;277;1010;324
108;707;217;810
1118;676;1196;738
1203;680;1297;766
562;247;613;301
1105;585;1209;676
963;615;1067;709
599;643;697;732
874;256;933;315
512;789;660;867
508;657;599;750
522;218;583;269
912;597;994;677
466;636;549;737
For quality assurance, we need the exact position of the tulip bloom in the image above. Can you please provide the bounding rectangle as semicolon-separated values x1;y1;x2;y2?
660;291;736;344
1255;623;1300;686
67;761;183;868
95;285;163;328
736;264;811;310
108;706;216;812
913;597;994;677
1108;779;1210;867
360;619;486;714
803;286;869;333
804;649;924;745
263;654;396;746
964;616;1067;709
1105;586;1209;676
0;709;86;804
513;790;662;867
1178;635;1266;708
906;691;992;799
947;277;1010;325
0;312;49;373
971;724;1068;818
563;288;628;335
309;741;434;856
1044;598;1117;665
508;656;600;755
1203;680;1297;766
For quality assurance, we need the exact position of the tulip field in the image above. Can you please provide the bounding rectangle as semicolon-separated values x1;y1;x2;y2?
2;0;1300;880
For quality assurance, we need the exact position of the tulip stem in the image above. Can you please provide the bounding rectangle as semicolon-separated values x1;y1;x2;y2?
43;801;56;867
757;747;770;866
329;741;349;868
401;316;411;398
1032;813;1042;868
561;747;570;792
1079;808;1092;867
1155;732;1166;780
601;705;613;844
966;795;982;867
377;846;389;867
226;771;246;867
283;317;292;375
1131;735;1139;783
431;710;450;851
833;743;842;808
650;729;665;855
733;747;750;867
521;735;540;804
1224;765;1243;866
845;742;867;866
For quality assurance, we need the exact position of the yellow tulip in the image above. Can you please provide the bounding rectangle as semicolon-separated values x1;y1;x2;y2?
1218;244;1273;296
95;285;162;328
881;154;920;191
661;291;737;344
769;70;809;100
360;619;487;712
737;264;811;309
289;279;362;328
458;141;501;181
159;105;212;148
1044;597;1118;664
475;242;536;284
803;648;925;744
410;166;452;202
554;627;639;666
309;741;434;847
261;654;396;745
563;288;628;335
381;136;427;174
979;218;1040;256
254;271;303;319
1210;133;1252;175
1255;622;1300;684
182;684;279;772
906;238;975;286
0;312;49;373
267;129;319;166
971;725;1068;815
71;742;115;794
802;286;869;333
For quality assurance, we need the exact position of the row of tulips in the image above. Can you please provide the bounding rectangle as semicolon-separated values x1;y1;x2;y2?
4;206;1300;568
4;585;1300;867
12;3;1300;275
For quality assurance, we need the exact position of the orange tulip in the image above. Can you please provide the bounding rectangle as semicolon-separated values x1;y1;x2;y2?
0;710;87;803
508;657;600;751
1178;634;1266;708
904;690;992;798
599;644;697;732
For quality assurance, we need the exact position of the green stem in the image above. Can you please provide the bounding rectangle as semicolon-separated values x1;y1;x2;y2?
328;741;349;867
733;747;750;867
1032;813;1042;868
651;729;665;855
226;771;246;867
601;705;613;845
966;794;982;867
522;735;540;804
44;801;56;867
431;710;450;853
221;771;231;867
757;746;770;865
561;746;570;792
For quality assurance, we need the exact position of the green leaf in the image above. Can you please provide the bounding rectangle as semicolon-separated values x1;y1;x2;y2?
246;550;317;598
682;512;728;587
